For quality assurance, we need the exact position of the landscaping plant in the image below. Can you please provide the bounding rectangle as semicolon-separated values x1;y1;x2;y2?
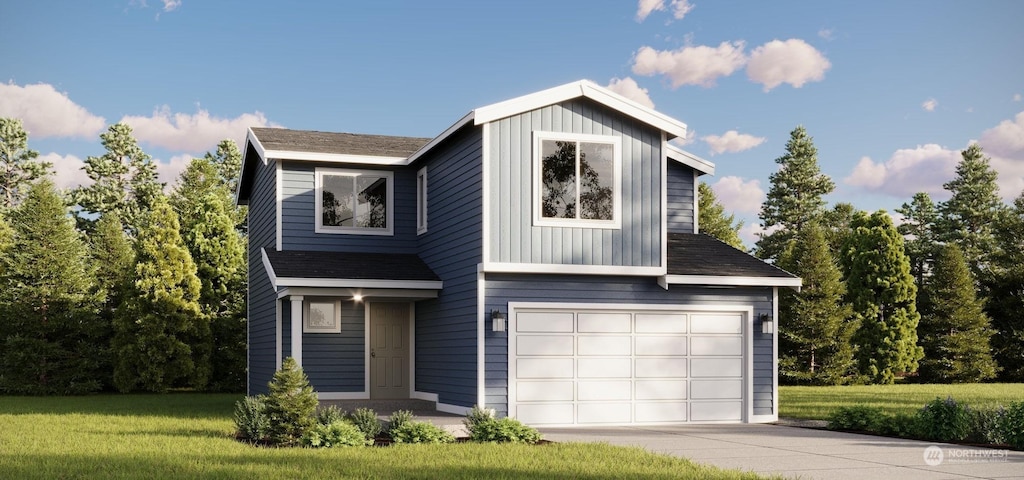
387;409;414;434
389;421;455;444
316;404;346;426
348;407;382;441
916;396;971;442
468;416;542;444
233;395;270;443
263;357;318;446
1003;401;1024;449
301;420;369;448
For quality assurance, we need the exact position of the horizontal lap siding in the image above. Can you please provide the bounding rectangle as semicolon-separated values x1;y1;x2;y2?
667;162;695;233
247;159;278;395
303;302;365;392
488;99;662;267
413;127;483;408
483;274;774;417
280;163;417;253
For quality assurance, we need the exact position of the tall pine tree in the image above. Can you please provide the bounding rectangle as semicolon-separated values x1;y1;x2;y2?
918;244;998;382
757;126;835;262
986;192;1024;380
698;181;745;249
842;210;923;384
0;118;52;210
897;192;939;288
89;213;135;388
936;144;1002;281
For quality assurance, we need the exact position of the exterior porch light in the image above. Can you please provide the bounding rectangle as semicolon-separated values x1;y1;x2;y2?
760;313;774;334
491;310;506;332
352;294;363;302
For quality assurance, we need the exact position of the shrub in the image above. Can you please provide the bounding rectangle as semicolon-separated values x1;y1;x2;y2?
967;407;1006;445
316;405;346;426
301;420;369;448
1002;401;1024;449
916;396;971;442
876;413;919;438
469;417;542;444
827;406;887;432
264;357;318;446
387;410;414;434
233;395;270;443
348;408;382;440
389;421;455;444
463;405;494;434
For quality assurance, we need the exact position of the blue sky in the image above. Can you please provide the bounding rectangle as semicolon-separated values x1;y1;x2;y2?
2;0;1022;244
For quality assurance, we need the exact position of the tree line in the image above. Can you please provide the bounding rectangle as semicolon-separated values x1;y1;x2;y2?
0;118;246;394
700;126;1022;384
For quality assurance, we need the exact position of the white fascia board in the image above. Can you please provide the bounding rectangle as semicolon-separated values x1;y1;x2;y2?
265;151;408;166
579;82;688;139
484;262;665;276
407;112;475;164
260;248;279;289
248;127;268;165
474;82;586;125
662;274;802;290
272;277;443;290
666;144;715;175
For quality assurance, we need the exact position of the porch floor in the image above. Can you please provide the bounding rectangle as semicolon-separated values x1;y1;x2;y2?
319;399;468;436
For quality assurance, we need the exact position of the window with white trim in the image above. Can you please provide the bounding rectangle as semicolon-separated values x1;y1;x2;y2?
304;299;341;333
416;166;428;234
534;132;621;228
315;168;393;235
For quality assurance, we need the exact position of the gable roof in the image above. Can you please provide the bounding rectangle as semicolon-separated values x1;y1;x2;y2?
261;249;442;289
251;128;430;158
666;144;714;175
664;233;801;289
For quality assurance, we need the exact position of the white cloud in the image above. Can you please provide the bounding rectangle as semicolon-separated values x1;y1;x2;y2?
843;144;960;197
702;130;766;155
746;39;831;91
738;222;780;247
711;176;764;215
632;41;747;88
818;28;836;41
670;129;697;146
156;154;194;189
0;83;106;139
1014;93;1021;102
670;0;694;19
121;106;277;152
922;98;938;112
606;77;655;108
979;111;1024;199
636;0;664;21
161;0;181;11
43;153;92;190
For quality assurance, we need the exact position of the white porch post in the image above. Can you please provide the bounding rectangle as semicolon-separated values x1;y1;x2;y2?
290;295;304;366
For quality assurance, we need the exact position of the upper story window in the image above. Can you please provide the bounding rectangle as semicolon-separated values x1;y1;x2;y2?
416;166;428;234
315;168;393;236
533;132;621;229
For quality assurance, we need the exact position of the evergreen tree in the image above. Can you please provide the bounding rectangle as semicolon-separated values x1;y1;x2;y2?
897;192;939;287
89;213;135;388
936;144;1003;281
112;197;209;392
777;223;856;384
986;192;1024;380
264;357;318;446
821;202;857;255
697;181;745;250
204;139;243;197
756;126;835;262
72;123;163;233
841;210;923;384
0;180;102;394
0;118;52;209
918;244;998;382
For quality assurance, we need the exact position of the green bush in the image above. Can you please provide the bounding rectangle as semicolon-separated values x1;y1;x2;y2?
876;413;919;438
301;420;369;448
1002;401;1024;449
348;408;382;440
316;405;346;426
264;357;318;446
389;421;455;444
916;396;971;442
967;407;1006;445
463;405;494;434
233;395;270;443
469;417;542;444
387;410;414;434
827;405;887;432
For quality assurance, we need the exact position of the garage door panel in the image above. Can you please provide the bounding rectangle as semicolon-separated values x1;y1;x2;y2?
578;380;632;401
635;402;687;422
579;403;632;423
517;335;574;356
691;401;742;421
578;336;631;356
691;358;742;378
690;336;742;356
636;380;687;400
517;312;573;332
517;358;573;378
636;336;687;356
517;403;573;425
578;313;631;333
691;314;742;334
691;379;743;399
579;358;631;378
635;358;687;378
518;381;574;402
635;313;687;333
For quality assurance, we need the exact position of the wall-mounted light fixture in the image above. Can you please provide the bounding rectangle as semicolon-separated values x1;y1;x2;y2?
352;294;363;303
491;310;506;332
760;313;774;334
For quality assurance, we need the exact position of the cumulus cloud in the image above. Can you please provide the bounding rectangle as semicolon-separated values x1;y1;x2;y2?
738;222;779;247
121;106;277;152
0;83;106;139
636;0;664;21
711;176;764;215
606;77;655;108
746;39;831;91
818;28;836;41
702;130;766;155
979;111;1024;198
156;153;194;188
1014;93;1021;102
670;0;694;19
43;153;92;190
922;98;938;112
844;144;960;197
632;41;747;88
670;129;697;146
162;0;181;11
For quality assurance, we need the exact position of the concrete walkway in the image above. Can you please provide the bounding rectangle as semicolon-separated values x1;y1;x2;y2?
539;423;1024;479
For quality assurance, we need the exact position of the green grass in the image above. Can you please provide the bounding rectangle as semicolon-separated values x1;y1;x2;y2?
0;394;773;479
780;383;1024;420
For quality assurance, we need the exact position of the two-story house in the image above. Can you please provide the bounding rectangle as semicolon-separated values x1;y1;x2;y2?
236;80;800;426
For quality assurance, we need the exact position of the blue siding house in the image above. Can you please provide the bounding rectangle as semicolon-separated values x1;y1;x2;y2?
237;80;800;425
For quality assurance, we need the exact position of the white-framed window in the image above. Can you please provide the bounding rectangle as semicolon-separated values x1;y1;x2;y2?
304;299;342;333
416;166;428;234
533;131;621;229
315;168;393;235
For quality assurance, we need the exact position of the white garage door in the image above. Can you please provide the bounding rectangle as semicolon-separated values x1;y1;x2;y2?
510;307;746;425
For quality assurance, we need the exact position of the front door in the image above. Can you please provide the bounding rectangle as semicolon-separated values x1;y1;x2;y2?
369;302;410;399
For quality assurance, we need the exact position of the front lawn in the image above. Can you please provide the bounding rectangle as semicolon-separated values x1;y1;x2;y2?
0;394;772;479
780;383;1024;420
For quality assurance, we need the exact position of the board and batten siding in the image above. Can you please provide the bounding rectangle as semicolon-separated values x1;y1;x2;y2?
667;161;696;233
483;274;775;418
486;98;663;267
247;158;278;395
279;162;418;253
411;126;483;408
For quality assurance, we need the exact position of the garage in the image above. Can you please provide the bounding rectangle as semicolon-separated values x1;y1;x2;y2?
508;305;750;426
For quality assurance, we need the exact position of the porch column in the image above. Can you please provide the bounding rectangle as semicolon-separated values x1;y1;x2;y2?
290;295;304;367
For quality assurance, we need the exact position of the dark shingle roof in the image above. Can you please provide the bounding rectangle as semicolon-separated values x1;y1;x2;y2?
265;250;440;282
251;127;431;158
667;233;796;279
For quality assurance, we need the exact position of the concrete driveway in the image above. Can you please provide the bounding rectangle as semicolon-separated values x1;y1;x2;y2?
539;424;1024;479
